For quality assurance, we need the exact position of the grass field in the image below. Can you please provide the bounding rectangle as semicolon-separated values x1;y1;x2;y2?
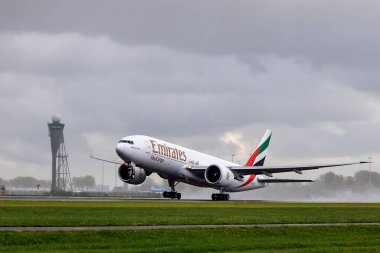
0;201;379;252
0;201;379;227
0;226;379;252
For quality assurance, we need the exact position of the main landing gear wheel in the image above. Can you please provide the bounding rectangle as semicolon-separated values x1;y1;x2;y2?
211;193;230;201
163;178;181;200
163;191;181;200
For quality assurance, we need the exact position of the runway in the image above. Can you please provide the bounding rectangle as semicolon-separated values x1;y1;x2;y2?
0;196;269;203
2;196;379;203
0;223;379;232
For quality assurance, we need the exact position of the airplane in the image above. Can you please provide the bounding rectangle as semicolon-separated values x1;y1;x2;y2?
92;130;369;201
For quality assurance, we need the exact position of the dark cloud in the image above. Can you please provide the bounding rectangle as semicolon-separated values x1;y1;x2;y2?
2;1;380;72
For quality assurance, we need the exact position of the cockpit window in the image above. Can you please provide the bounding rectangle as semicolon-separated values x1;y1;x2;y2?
119;140;134;145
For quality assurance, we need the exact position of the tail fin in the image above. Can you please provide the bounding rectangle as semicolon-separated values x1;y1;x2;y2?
245;129;272;166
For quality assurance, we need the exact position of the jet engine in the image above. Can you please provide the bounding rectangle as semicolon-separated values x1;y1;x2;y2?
118;164;146;185
204;165;234;187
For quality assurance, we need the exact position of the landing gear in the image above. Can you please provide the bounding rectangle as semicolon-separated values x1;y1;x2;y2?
163;191;181;199
211;189;230;201
163;179;181;200
211;193;230;201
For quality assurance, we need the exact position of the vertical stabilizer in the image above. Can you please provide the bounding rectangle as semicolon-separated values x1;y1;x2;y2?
245;130;272;166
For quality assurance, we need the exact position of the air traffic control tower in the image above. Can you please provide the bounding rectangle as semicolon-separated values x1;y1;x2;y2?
48;114;72;194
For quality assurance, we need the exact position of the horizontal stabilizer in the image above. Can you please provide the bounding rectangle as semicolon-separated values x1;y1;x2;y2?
258;179;314;183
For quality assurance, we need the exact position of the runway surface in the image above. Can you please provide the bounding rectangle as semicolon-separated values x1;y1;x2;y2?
0;196;269;203
1;223;379;232
3;196;379;203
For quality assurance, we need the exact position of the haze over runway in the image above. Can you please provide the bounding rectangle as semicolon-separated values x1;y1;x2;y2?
0;1;379;199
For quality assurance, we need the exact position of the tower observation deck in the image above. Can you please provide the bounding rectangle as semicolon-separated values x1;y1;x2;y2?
48;114;72;194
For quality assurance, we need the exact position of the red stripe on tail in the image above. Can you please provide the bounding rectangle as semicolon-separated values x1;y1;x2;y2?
245;148;260;166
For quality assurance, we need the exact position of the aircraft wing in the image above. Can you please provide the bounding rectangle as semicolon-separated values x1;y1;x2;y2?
189;161;369;177
229;161;368;176
90;155;123;165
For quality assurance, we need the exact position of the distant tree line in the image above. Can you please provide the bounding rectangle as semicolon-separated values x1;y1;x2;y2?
316;170;380;192
0;175;96;191
72;175;96;191
0;177;50;189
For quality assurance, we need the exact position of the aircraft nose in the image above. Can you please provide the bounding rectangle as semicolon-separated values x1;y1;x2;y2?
116;143;128;160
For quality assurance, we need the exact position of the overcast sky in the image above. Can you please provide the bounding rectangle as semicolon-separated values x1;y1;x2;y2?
0;0;378;189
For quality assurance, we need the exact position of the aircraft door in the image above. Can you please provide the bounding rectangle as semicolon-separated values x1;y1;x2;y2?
145;141;152;154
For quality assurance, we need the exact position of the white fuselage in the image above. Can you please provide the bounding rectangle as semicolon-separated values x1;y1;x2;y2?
116;135;267;192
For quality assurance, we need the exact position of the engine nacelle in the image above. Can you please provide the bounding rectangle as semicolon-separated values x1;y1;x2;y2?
118;164;146;185
204;165;234;187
